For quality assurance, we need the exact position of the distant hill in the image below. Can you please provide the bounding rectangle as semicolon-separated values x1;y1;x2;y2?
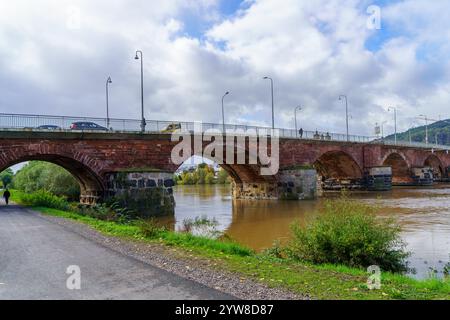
385;119;450;145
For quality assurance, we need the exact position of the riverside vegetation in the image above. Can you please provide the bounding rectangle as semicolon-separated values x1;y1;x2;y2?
175;163;231;185
8;188;450;300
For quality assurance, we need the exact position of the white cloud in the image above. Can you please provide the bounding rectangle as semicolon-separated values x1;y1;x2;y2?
0;0;449;137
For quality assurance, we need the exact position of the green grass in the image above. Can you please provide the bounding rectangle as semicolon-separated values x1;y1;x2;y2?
9;191;450;300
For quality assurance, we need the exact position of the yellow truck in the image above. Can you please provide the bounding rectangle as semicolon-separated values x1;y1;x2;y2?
161;123;181;133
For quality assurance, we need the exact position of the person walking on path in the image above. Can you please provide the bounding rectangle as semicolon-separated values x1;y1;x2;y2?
3;188;11;205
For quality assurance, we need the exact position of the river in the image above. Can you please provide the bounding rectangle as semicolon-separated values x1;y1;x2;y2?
157;184;450;279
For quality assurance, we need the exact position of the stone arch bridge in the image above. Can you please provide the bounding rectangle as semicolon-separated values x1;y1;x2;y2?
1;130;449;214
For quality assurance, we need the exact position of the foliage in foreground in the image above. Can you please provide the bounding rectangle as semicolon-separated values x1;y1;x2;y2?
17;189;70;210
10;189;449;299
10;190;450;299
27;205;450;300
12;189;134;223
286;197;410;273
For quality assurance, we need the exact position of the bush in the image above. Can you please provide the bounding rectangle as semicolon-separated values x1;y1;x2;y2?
70;201;135;223
287;197;410;273
136;218;165;238
19;189;69;211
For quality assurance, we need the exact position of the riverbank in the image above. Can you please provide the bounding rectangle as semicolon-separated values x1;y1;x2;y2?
8;192;449;300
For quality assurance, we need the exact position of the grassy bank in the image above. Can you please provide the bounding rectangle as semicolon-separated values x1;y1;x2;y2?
9;190;450;300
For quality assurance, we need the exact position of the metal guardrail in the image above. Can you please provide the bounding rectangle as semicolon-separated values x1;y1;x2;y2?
0;112;449;151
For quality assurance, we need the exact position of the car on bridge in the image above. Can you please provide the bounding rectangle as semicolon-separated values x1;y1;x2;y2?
161;123;182;133
70;121;108;131
36;125;61;130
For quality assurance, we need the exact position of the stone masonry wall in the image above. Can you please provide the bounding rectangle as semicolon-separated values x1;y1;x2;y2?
106;171;175;217
278;169;318;200
232;168;318;200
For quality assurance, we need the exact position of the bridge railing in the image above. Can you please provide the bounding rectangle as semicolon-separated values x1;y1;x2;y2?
0;113;449;151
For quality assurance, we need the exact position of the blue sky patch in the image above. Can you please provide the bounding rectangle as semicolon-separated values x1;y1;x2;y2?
180;0;247;41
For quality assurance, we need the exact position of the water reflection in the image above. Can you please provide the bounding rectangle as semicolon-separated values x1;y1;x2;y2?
158;184;450;279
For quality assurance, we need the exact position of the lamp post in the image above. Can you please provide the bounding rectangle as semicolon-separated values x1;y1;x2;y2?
388;107;397;145
106;76;112;130
339;95;349;141
134;50;146;132
221;91;230;135
418;114;429;145
408;120;418;144
294;106;302;138
263;76;274;129
381;120;387;141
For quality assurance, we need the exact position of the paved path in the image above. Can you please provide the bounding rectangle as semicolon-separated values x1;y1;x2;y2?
0;204;234;300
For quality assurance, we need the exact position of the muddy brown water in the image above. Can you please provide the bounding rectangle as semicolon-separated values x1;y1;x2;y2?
156;184;450;279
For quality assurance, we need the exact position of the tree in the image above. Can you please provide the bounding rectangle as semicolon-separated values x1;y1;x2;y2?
177;163;220;185
205;172;215;184
217;168;231;184
0;168;13;188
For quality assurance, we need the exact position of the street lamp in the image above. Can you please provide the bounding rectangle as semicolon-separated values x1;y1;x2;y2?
418;114;429;145
106;76;112;130
135;50;146;132
380;120;388;141
263;76;274;129
408;120;418;144
388;107;397;145
294;106;302;138
221;91;230;136
339;95;349;141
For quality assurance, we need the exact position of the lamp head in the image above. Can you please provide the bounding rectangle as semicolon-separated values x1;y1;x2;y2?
135;54;139;60
263;76;268;79
107;77;112;83
225;91;229;95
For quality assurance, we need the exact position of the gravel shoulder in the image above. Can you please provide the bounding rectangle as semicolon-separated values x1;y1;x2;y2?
31;208;304;300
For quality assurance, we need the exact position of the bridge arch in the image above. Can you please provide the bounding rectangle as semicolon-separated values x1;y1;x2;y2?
382;152;411;184
0;154;105;204
174;155;271;186
424;154;444;179
313;151;363;181
173;138;275;185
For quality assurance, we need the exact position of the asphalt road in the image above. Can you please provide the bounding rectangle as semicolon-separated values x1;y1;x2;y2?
0;204;234;300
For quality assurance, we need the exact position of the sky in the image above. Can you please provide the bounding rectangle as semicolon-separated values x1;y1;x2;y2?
1;0;450;137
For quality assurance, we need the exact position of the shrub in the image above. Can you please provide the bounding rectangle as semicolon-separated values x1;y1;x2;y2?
181;216;221;238
287;197;410;273
70;202;135;223
19;189;69;210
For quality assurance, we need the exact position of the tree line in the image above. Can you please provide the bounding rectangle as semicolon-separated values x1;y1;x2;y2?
2;162;80;200
175;163;231;185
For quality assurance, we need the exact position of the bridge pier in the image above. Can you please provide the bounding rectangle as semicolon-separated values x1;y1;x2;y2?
105;171;175;216
411;167;434;186
232;168;318;200
364;167;392;191
80;190;103;205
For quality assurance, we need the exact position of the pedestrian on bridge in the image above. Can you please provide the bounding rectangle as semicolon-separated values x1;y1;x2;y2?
299;128;303;138
3;188;11;205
